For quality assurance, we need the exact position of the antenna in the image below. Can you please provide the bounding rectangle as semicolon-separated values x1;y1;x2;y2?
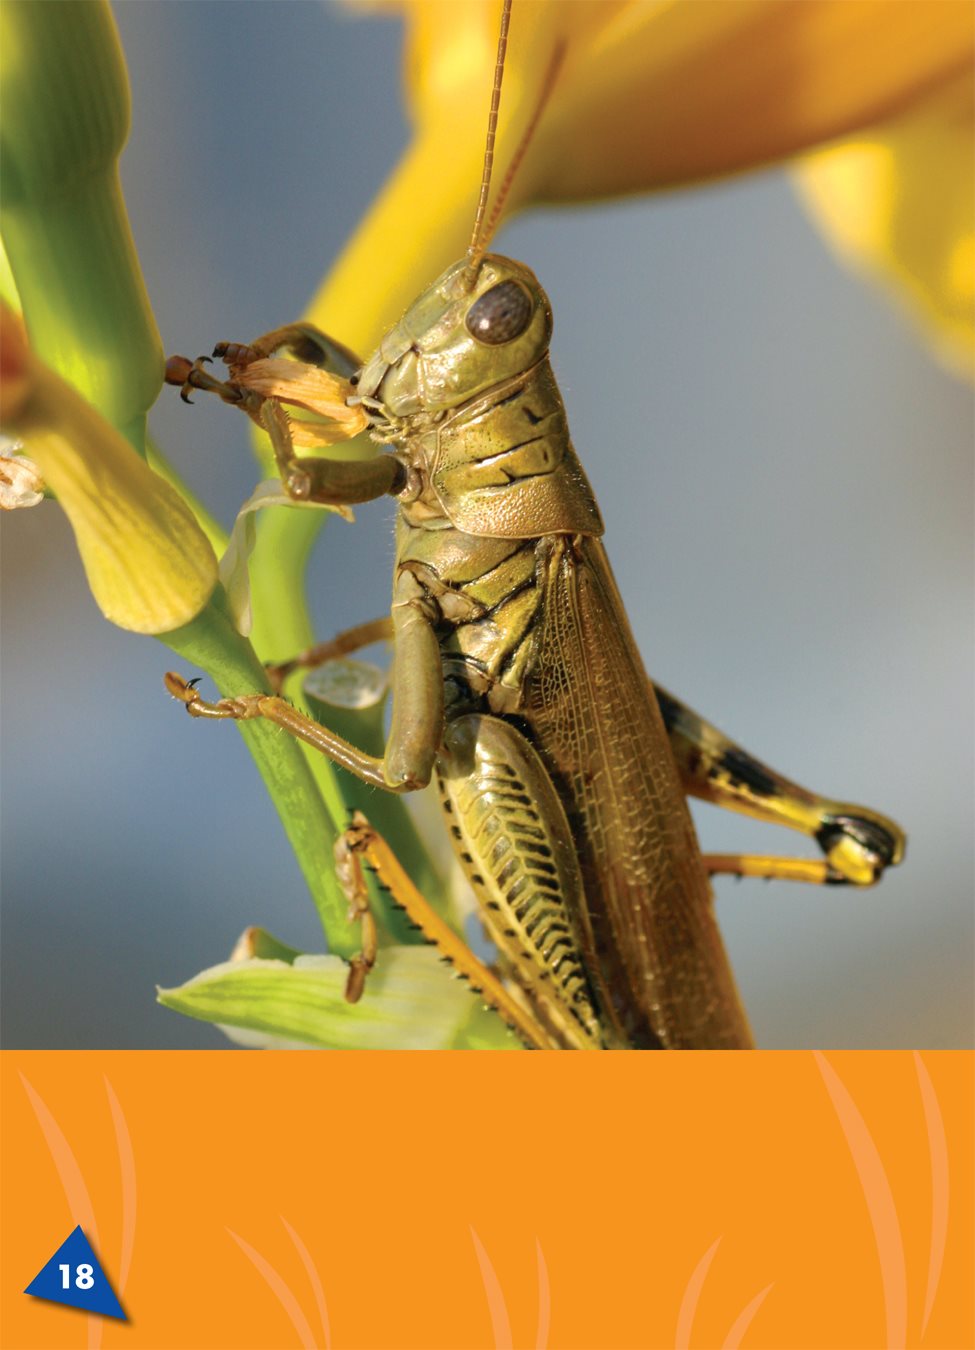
465;0;513;282
479;39;565;251
465;1;565;283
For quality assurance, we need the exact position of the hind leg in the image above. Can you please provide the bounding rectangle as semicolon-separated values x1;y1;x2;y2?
652;683;905;886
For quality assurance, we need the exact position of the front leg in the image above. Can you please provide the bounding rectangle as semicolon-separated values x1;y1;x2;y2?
257;398;405;506
652;683;905;886
167;572;443;792
166;321;404;506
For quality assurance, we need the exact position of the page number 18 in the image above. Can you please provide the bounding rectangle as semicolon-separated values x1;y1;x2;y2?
59;1263;94;1290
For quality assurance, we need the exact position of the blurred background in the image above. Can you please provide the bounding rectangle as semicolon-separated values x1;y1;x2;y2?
2;1;972;1049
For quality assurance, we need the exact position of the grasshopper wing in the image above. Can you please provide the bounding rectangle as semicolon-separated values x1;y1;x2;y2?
523;536;753;1049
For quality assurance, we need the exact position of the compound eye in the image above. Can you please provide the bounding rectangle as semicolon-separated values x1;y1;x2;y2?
465;280;533;345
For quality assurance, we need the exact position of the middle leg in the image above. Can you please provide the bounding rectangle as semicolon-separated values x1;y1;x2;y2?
265;616;394;693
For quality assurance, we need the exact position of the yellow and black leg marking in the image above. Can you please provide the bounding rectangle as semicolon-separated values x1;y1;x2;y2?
702;854;845;886
652;683;905;887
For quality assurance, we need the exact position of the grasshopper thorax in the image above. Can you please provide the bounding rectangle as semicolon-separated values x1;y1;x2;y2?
356;254;602;541
356;254;553;422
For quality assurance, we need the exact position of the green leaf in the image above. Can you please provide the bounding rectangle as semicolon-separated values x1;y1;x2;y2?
158;948;522;1051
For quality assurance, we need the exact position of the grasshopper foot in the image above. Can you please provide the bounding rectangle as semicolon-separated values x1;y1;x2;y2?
163;672;265;722
164;353;243;406
815;810;906;886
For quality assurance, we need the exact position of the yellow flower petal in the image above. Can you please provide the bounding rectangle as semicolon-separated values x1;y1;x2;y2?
307;130;484;352
317;2;599;347
795;73;974;380
2;305;217;634
536;0;973;197
328;0;973;368
369;0;973;195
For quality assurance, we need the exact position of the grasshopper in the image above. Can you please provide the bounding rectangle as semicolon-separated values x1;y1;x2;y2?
165;0;904;1049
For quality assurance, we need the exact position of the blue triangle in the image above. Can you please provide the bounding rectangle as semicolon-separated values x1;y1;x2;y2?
24;1225;126;1321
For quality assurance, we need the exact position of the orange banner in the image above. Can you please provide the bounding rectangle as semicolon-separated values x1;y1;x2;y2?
2;1051;971;1350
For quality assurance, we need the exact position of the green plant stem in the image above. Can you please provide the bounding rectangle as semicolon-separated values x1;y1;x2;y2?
247;506;349;830
1;0;360;956
1;1;161;450
164;592;358;957
2;174;161;449
247;505;321;661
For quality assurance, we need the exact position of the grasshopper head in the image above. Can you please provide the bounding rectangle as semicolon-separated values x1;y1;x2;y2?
356;255;553;421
